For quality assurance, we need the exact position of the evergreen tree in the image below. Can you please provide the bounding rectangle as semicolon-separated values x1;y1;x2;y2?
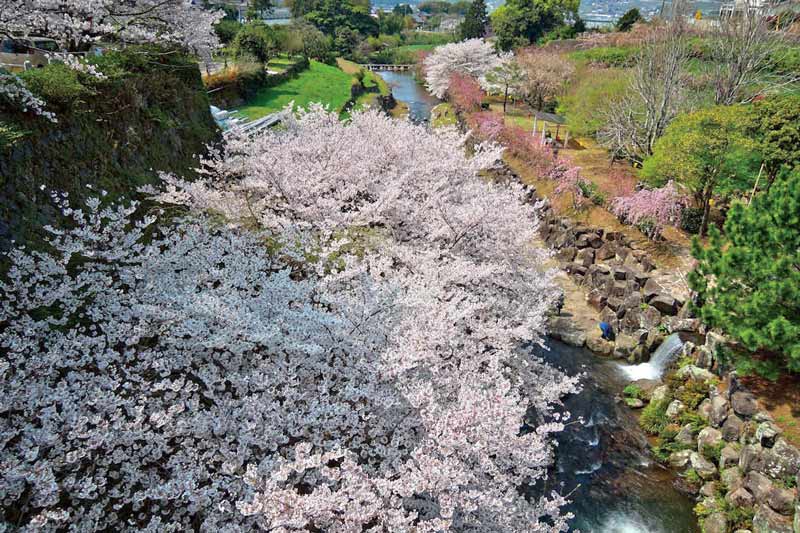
459;0;489;40
690;170;800;377
615;8;642;32
490;0;580;51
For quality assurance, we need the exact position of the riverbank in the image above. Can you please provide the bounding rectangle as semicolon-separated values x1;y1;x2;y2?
494;158;800;533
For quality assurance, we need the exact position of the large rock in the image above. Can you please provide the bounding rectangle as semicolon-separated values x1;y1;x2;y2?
548;317;586;347
732;391;760;417
727;487;756;508
586;333;614;356
613;333;640;359
663;317;702;333
720;445;742;471
595;243;616;261
694;345;714;369
721;466;744;492
698;427;724;453
676;424;696;446
698;398;713;420
756;422;781;448
710;396;730;428
586;288;607;310
675;365;717;382
651;295;680;316
651;385;670;404
666;399;686;419
576;247;595;267
669;449;693;469
753;504;794;533
722;414;745;442
768;486;797;515
632;379;662;400
556;246;577;262
691;452;718;480
703;513;728;533
746;470;776;503
643;278;666;301
620;305;662;333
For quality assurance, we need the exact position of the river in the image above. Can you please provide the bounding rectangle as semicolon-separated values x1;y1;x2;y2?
374;70;441;123
531;340;699;532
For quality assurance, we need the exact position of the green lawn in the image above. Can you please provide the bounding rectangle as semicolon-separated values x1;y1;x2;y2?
236;60;353;120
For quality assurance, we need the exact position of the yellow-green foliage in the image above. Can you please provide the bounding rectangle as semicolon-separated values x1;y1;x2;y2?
558;67;628;137
639;397;671;435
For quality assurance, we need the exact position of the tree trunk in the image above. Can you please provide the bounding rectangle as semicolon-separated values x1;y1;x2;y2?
503;86;509;114
699;183;713;237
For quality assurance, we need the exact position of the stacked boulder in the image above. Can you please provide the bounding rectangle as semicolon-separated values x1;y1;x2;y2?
537;202;701;362
656;362;800;533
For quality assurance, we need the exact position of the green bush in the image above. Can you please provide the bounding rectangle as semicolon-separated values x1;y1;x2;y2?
702;442;725;463
640;397;671;435
559;68;628;137
568;46;639;68
678;411;708;433
233;22;277;64
623;384;643;399
215;20;243;45
672;378;715;410
0;121;27;149
19;64;92;108
680;206;704;234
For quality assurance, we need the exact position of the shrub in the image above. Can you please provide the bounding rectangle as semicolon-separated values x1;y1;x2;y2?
680;206;704;234
702;442;725;463
678;411;708;433
673;378;715;410
558;68;628;137
232;22;277;63
215;19;243;45
568;46;639;68
623;384;643;399
18;63;92;108
639;397;671;435
448;72;484;112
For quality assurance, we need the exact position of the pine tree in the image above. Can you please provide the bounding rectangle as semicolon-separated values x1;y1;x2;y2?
459;0;489;40
690;170;800;377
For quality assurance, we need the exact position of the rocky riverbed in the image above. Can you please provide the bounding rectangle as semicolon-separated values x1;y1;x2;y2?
498;163;800;533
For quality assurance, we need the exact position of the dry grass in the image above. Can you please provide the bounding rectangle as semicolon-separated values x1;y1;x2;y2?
740;373;800;447
505;153;691;271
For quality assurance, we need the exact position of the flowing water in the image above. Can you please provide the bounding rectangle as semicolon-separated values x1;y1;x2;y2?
530;340;699;532
374;70;441;123
619;333;685;381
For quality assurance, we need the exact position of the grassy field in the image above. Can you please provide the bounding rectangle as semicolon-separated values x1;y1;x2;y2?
236;60;353;120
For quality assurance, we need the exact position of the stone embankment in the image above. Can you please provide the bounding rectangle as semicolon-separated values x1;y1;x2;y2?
501;165;800;533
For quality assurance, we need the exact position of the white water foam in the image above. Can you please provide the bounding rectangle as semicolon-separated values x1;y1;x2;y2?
594;511;665;533
618;333;684;381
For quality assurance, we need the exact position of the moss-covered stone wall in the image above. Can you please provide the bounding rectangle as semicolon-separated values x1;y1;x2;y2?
0;46;220;251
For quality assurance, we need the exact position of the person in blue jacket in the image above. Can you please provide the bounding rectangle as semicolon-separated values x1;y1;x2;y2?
599;321;614;341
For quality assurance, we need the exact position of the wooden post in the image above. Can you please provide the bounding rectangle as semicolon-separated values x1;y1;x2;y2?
564;129;570;148
541;122;546;144
532;115;538;136
555;124;560;143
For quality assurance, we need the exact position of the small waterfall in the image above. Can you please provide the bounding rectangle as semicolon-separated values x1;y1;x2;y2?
619;333;684;381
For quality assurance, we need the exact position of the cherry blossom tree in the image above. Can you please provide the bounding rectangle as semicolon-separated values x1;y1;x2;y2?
611;180;688;238
0;0;221;52
423;38;500;99
0;1;221;120
1;108;580;531
448;72;484;113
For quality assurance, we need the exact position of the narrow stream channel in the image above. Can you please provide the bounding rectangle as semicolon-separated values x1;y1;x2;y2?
532;340;699;532
374;70;441;122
